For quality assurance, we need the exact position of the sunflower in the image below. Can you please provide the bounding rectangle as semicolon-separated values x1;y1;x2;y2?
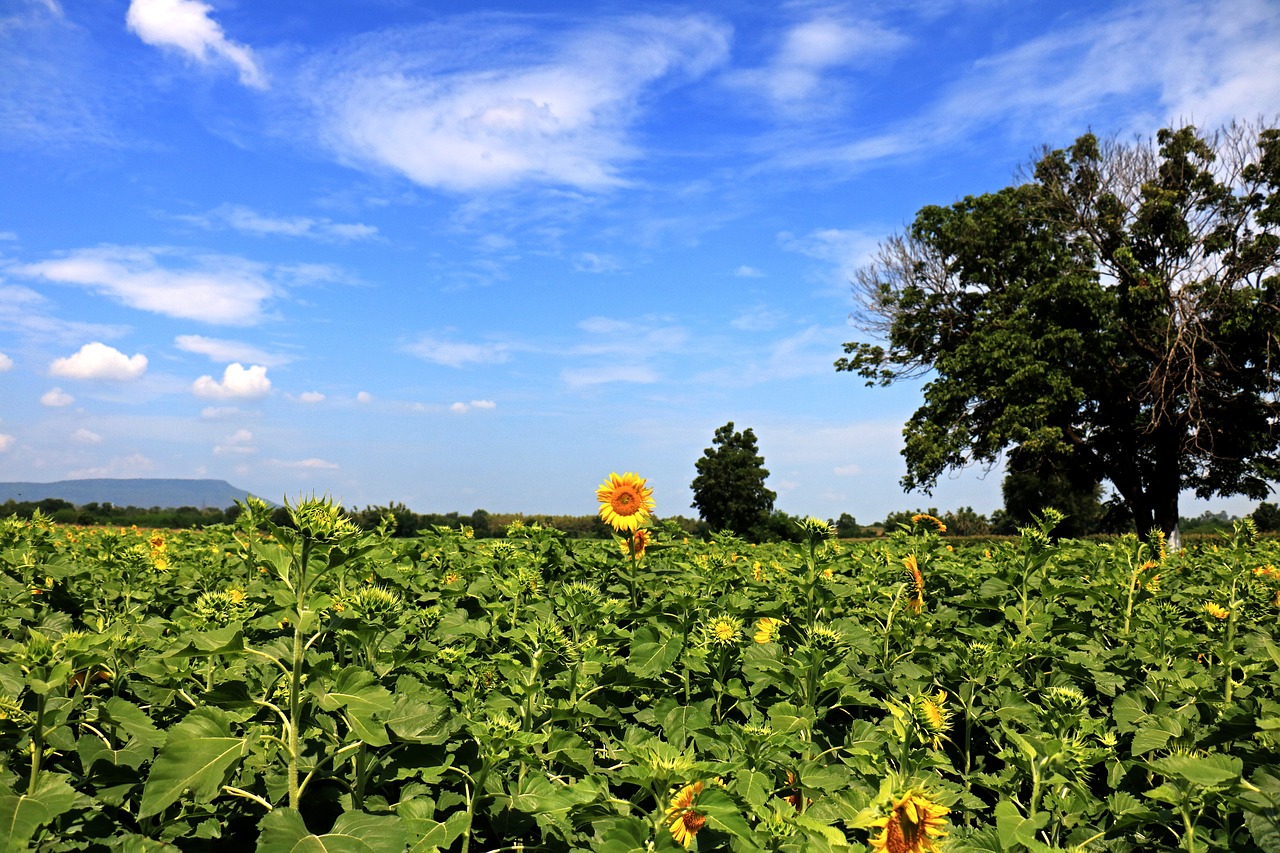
1203;601;1230;620
911;514;947;534
916;691;952;748
904;555;925;613
666;782;707;848
868;791;950;853
596;472;655;532
705;615;743;647
753;617;781;644
620;528;652;559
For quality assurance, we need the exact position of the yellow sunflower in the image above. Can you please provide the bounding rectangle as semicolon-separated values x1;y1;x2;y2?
753;617;781;644
1203;601;1230;620
596;472;655;532
666;782;707;848
869;791;950;853
620;528;652;559
904;555;925;613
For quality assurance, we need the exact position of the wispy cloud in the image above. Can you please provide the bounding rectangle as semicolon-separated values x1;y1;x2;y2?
270;457;339;470
175;334;292;366
126;0;267;89
0;433;14;452
0;285;128;346
562;365;659;387
180;204;379;242
18;246;278;325
0;352;12;371
403;335;511;368
49;342;148;380
775;0;1280;172
725;13;908;114
298;12;730;191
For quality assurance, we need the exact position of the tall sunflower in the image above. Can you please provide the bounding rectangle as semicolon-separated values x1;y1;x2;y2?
869;791;949;853
596;472;655;532
666;781;707;847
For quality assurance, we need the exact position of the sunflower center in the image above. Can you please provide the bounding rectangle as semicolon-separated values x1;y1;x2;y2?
610;488;640;514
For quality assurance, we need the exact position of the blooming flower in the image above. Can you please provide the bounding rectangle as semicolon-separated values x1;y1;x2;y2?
596;472;655;532
753;617;780;644
868;791;950;853
666;782;707;848
1204;601;1230;620
620;528;651;559
706;615;743;647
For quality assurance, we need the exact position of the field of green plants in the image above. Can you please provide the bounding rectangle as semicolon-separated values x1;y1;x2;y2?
2;490;1279;851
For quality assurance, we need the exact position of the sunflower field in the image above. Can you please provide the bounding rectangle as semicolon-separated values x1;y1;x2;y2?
2;481;1279;851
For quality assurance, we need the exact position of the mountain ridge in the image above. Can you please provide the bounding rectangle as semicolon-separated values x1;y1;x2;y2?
0;478;263;509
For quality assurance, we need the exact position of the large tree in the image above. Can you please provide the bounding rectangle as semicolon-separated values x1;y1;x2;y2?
691;422;776;537
838;121;1280;541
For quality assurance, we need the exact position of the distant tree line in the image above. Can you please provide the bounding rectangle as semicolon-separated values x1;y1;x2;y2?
6;493;1278;542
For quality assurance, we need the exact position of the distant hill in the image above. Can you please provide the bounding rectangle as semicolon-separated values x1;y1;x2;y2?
0;479;262;509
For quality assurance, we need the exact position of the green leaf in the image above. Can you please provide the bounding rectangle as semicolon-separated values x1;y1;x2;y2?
994;799;1049;851
102;696;166;748
256;808;408;853
315;666;395;717
163;625;244;658
627;625;683;679
0;773;78;850
138;707;246;818
1152;754;1243;788
385;694;453;745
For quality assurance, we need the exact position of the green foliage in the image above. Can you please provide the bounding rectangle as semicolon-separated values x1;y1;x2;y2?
690;422;777;539
3;504;1280;849
839;121;1280;538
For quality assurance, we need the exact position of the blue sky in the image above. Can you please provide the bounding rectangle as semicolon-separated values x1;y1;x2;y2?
2;0;1279;523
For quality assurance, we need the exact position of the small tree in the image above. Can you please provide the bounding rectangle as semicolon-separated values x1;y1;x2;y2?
691;422;776;537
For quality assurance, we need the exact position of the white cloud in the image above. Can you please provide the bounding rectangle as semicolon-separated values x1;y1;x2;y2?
355;391;373;403
562;365;659;387
271;457;339;470
49;342;148;380
200;406;244;419
450;399;496;413
40;387;74;407
20;246;277;326
297;391;325;403
833;463;861;477
404;336;510;368
0;285;128;347
778;228;881;289
69;452;156;479
300;13;730;191
125;0;266;89
214;428;255;455
0;434;13;452
0;352;12;371
185;204;379;242
726;15;907;111
734;265;764;278
192;363;272;399
175;334;292;366
731;305;785;332
71;428;102;444
929;0;1280;137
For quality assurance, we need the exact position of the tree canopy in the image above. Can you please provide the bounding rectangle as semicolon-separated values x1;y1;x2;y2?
690;422;776;538
838;121;1280;539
